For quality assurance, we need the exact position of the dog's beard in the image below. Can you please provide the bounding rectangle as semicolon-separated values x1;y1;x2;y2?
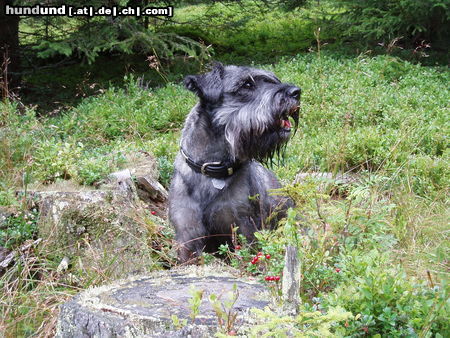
214;93;299;162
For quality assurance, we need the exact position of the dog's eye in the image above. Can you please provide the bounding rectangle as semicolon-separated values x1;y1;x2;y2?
242;80;255;90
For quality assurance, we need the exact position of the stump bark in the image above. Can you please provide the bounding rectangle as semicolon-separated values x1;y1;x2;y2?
56;265;269;337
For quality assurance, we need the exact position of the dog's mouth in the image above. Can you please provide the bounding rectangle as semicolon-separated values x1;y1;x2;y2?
279;117;292;131
278;105;299;133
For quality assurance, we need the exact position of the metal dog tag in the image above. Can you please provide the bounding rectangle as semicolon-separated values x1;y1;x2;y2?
212;178;226;190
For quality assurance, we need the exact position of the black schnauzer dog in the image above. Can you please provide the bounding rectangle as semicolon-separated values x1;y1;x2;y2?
169;63;300;263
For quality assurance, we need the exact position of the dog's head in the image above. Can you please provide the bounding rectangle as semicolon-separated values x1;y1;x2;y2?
184;63;300;161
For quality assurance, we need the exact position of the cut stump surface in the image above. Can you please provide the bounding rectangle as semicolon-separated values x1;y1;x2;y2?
57;265;269;337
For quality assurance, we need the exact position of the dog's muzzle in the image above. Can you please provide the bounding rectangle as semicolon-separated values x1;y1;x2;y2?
277;85;301;133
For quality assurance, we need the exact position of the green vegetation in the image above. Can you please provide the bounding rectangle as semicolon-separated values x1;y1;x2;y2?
2;50;448;335
0;209;39;249
218;175;448;335
334;0;449;49
167;1;322;61
1;0;448;336
3;52;448;193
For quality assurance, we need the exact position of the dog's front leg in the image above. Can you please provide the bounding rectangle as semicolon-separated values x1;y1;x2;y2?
170;205;207;264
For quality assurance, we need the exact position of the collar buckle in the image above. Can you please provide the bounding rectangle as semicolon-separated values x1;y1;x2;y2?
201;161;222;176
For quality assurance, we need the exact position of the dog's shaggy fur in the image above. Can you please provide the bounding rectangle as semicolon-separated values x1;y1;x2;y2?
169;63;300;263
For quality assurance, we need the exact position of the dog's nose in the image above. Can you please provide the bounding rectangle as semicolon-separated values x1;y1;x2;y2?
287;87;301;100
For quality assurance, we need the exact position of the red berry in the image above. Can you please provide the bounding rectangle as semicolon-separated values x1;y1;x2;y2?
235;245;241;250
151;211;156;215
265;254;271;259
335;268;341;273
269;276;275;281
257;252;263;257
274;276;280;281
251;259;257;265
264;276;271;281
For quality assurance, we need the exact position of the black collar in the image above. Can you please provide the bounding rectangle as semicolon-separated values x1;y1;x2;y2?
180;148;242;179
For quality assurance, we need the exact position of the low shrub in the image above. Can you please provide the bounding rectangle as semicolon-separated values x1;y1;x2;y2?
331;0;450;48
322;250;449;336
0;209;39;249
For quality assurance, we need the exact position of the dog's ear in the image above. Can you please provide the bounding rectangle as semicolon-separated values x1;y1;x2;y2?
184;63;224;104
184;75;200;94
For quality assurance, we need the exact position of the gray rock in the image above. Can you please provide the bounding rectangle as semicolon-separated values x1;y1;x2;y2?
294;172;359;193
11;152;171;280
135;176;168;203
56;265;269;337
101;160;168;208
294;172;358;185
106;169;138;202
33;190;168;279
0;246;13;270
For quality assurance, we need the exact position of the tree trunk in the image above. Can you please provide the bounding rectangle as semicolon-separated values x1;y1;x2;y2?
0;0;21;98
